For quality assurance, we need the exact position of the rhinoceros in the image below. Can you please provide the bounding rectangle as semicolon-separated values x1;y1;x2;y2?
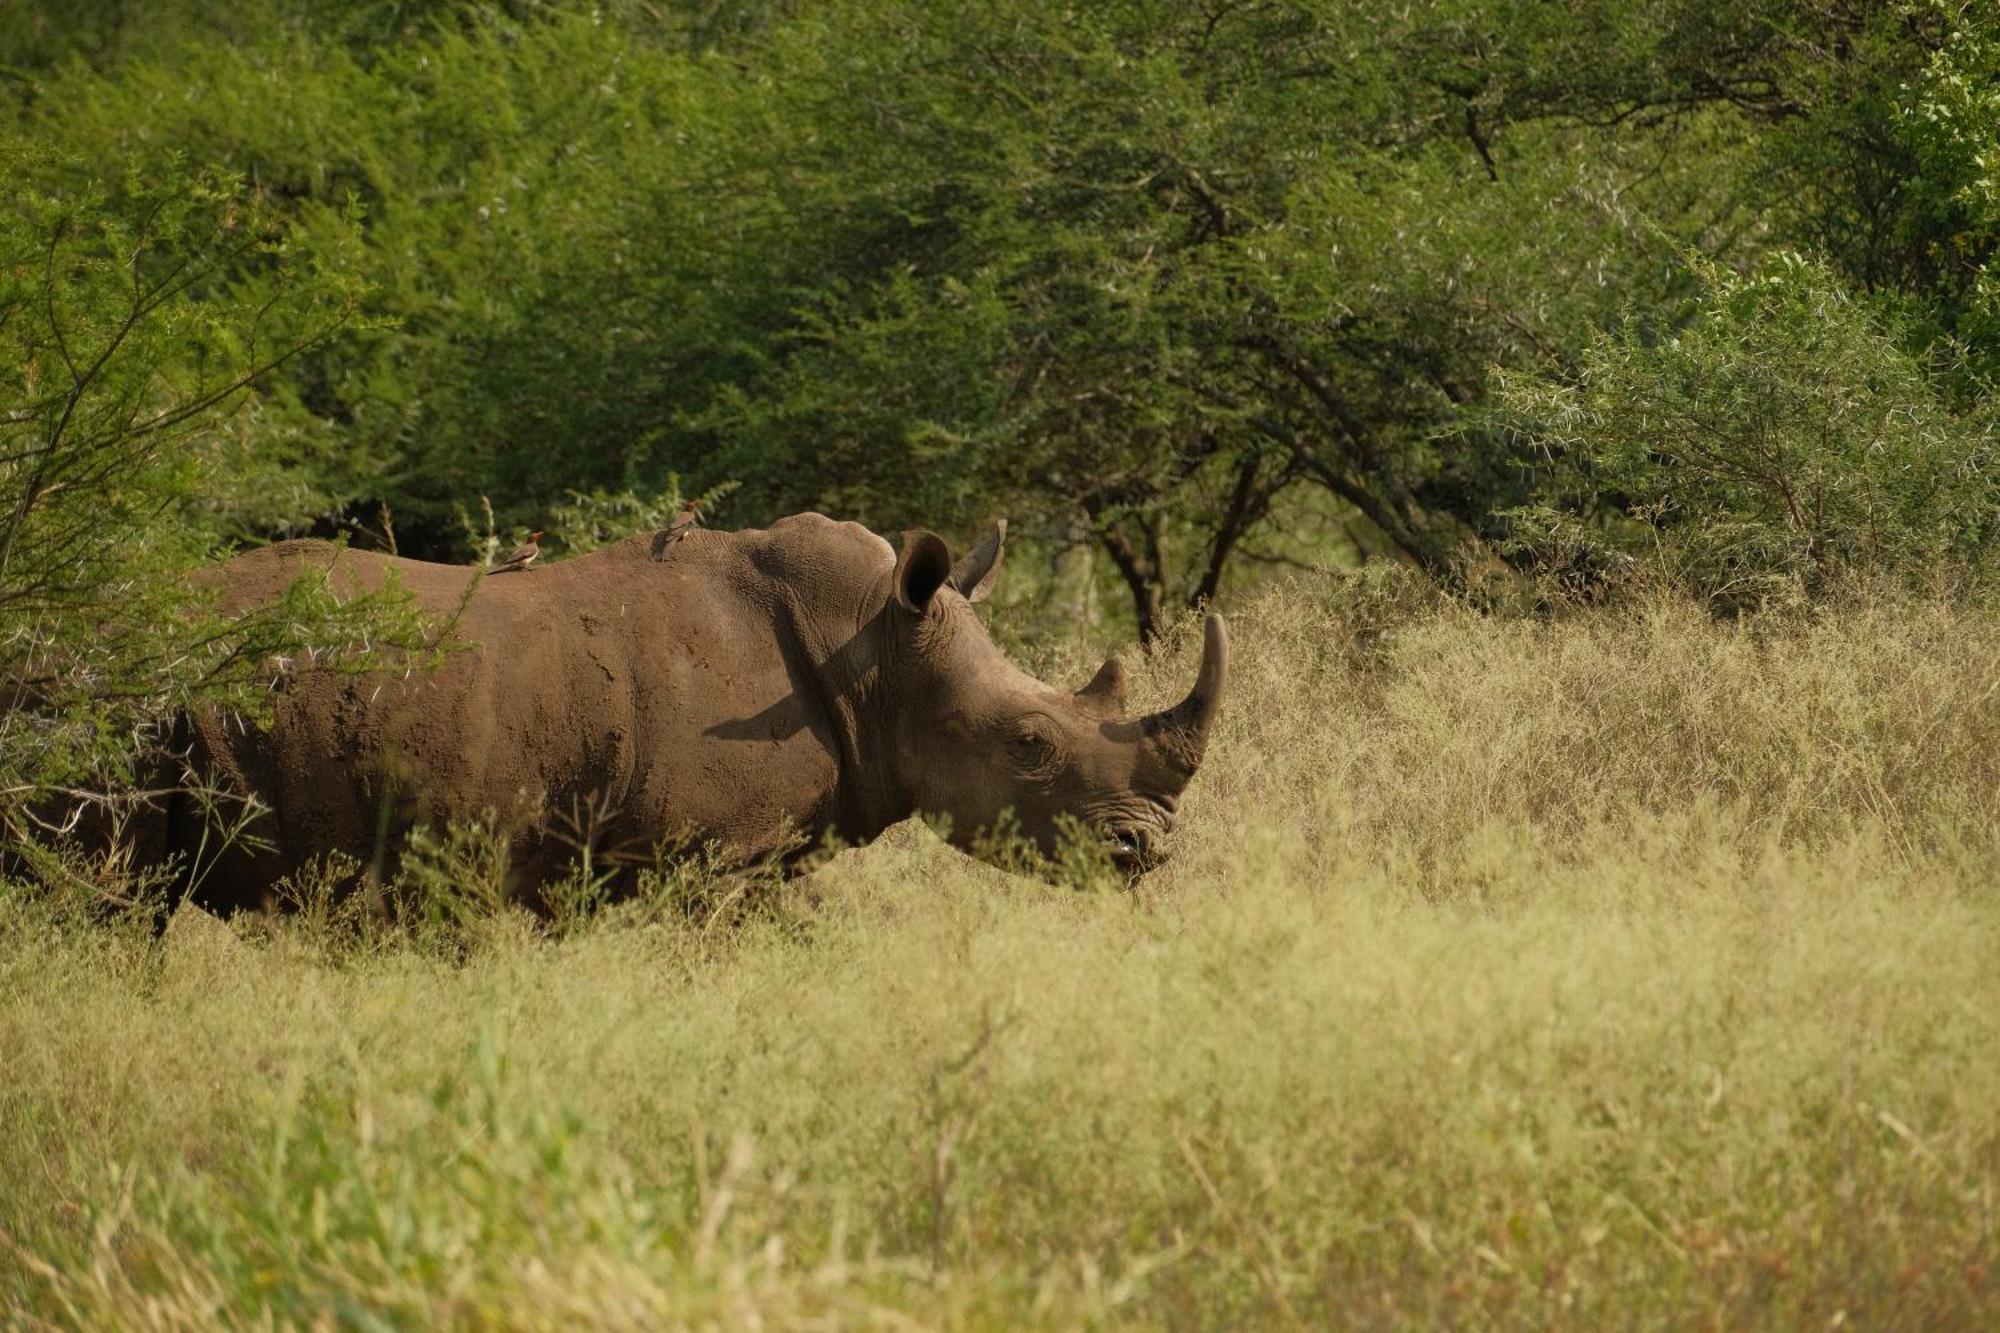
145;513;1226;911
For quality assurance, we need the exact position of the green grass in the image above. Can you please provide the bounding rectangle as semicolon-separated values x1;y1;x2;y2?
4;578;1998;1329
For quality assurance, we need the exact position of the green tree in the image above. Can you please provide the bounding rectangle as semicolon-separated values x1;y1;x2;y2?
686;0;1759;635
1499;254;1997;602
12;11;786;556
1753;0;1999;380
11;0;1993;638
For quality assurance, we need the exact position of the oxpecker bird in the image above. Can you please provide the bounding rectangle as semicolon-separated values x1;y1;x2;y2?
490;530;544;573
665;499;703;543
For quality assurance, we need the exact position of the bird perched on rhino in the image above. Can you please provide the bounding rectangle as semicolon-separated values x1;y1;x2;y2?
667;498;704;542
489;530;544;574
651;500;704;559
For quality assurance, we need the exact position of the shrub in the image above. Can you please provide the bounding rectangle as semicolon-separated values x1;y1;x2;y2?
0;145;439;857
1499;254;1998;603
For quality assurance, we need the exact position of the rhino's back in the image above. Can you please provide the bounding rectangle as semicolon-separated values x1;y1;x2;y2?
216;514;893;631
188;518;891;901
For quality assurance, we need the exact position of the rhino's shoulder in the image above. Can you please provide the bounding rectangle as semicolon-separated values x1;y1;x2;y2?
675;513;895;619
762;512;896;568
227;537;344;571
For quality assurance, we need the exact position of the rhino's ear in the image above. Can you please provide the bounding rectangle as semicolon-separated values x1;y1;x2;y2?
948;518;1006;603
894;529;955;615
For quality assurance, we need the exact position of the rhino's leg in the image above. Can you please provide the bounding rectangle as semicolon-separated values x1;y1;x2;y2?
168;713;315;916
11;743;191;930
174;801;293;916
503;803;651;916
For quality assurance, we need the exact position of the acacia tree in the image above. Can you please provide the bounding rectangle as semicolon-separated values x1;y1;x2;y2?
691;0;1748;636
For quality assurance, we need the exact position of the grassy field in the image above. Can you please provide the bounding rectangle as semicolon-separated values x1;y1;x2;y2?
3;577;1998;1329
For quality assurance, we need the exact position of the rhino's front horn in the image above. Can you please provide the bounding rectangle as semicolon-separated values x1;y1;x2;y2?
1143;614;1229;781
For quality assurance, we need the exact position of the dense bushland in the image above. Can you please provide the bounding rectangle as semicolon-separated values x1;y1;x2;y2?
5;0;1995;834
3;0;1996;812
3;584;1997;1327
7;1;1996;593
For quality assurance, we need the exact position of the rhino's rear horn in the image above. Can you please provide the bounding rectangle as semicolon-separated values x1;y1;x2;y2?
1076;657;1128;711
1142;615;1229;781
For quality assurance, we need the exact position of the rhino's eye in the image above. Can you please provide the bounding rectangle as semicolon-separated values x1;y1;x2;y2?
1006;724;1062;776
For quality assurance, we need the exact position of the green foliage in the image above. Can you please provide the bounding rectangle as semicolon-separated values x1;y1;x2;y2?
546;477;739;557
690;0;1735;634
10;11;756;552
1897;4;2000;376
1756;1;2000;381
1499;254;1998;602
0;143;440;836
9;0;1995;623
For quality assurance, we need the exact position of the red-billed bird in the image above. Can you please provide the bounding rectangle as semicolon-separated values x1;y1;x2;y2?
665;499;703;543
490;530;544;573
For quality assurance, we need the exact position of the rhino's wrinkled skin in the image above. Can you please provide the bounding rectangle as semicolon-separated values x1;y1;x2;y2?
160;513;1226;910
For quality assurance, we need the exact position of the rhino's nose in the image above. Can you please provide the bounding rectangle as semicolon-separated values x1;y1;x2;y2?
1106;823;1164;871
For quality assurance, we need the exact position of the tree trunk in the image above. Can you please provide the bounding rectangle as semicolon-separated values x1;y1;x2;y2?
1091;520;1168;645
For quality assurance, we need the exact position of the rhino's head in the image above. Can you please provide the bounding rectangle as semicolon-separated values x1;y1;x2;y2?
880;523;1227;872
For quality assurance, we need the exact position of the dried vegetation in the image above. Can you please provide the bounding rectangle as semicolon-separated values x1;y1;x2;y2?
4;578;1997;1329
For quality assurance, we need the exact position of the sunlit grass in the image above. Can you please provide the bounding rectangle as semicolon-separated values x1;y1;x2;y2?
3;578;1997;1328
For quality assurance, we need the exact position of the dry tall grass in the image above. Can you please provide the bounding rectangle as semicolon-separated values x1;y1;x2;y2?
3;578;1997;1329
